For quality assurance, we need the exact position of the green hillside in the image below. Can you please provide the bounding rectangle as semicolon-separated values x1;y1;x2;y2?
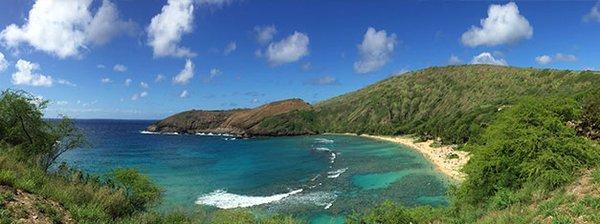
260;65;600;144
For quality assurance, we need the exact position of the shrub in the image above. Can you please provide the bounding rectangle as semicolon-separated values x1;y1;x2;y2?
460;97;600;202
347;201;416;224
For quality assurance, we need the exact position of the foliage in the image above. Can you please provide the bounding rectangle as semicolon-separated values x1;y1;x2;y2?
109;168;162;214
0;89;86;170
347;201;416;224
259;65;600;144
459;97;600;203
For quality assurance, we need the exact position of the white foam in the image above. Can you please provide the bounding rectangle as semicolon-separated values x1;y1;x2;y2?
196;132;206;136
277;191;337;207
324;202;333;209
327;168;348;178
140;130;159;135
140;131;179;135
195;189;303;209
314;138;334;144
314;147;332;152
330;152;336;163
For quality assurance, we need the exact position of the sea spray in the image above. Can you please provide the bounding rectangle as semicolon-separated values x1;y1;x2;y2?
195;189;303;209
327;168;348;179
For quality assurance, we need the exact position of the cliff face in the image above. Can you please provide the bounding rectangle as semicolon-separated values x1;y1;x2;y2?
146;99;312;136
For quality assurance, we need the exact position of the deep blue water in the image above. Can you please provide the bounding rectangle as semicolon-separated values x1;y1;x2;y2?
58;119;449;223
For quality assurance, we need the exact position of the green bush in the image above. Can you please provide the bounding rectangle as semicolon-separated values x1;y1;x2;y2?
109;168;162;214
460;97;600;202
347;201;416;224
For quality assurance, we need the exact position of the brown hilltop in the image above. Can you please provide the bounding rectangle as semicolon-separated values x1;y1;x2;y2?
146;98;311;136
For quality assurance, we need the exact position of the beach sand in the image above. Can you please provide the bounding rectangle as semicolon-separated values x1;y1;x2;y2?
329;133;469;182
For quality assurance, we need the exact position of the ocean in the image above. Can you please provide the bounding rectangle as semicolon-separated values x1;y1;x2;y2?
57;119;449;223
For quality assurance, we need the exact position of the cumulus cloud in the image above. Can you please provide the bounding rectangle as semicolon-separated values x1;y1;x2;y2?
179;90;189;98
0;52;7;72
266;32;309;65
353;27;397;74
535;55;552;65
86;0;136;45
470;52;507;66
113;64;127;72
173;59;194;85
535;53;577;64
448;54;463;65
584;2;600;22
101;78;112;84
254;25;277;44
461;2;533;47
124;78;132;86
11;59;53;87
147;0;196;58
140;82;149;88
223;41;237;55
0;0;134;58
202;68;221;83
305;76;339;86
155;74;165;82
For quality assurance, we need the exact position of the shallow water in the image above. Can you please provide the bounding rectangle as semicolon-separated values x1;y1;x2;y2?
58;120;449;223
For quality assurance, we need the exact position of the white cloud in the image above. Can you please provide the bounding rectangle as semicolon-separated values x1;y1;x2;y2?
0;0;134;58
266;32;309;65
179;90;189;98
448;54;463;65
97;64;106;69
535;53;577;65
124;78;132;86
254;25;277;44
155;74;165;82
147;0;196;58
140;81;149;88
584;2;600;22
535;55;552;65
305;76;339;86
113;64;127;72
223;41;237;55
173;59;194;85
131;91;147;101
101;77;112;84
11;59;53;87
353;27;397;74
58;79;76;87
0;52;8;72
461;2;533;47
470;52;507;66
86;0;136;45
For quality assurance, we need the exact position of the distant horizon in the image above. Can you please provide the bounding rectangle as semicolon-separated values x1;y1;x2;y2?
2;0;600;119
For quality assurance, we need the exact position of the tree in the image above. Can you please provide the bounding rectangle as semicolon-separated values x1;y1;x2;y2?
0;89;86;170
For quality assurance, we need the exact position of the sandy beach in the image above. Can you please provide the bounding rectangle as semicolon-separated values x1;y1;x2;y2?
329;133;469;182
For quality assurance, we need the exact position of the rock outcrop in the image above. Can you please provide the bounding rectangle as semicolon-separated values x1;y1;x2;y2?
146;99;312;136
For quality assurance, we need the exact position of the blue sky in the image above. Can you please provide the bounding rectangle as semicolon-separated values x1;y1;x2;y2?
0;0;599;119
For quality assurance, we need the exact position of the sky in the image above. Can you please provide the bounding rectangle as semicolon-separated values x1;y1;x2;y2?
0;0;599;119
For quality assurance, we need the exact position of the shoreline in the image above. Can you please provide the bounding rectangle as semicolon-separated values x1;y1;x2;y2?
327;133;469;182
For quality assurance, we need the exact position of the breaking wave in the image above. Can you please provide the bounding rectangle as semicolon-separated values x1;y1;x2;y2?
314;138;334;144
327;168;348;179
195;189;303;209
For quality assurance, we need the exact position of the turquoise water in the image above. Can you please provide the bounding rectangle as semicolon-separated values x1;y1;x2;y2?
58;120;449;223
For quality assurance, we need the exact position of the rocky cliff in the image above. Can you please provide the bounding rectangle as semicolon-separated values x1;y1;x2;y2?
146;98;312;136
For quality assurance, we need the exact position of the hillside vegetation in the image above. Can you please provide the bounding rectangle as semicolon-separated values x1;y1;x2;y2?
147;99;312;136
261;65;600;144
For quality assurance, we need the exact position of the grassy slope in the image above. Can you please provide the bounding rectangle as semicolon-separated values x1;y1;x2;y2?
261;65;600;144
